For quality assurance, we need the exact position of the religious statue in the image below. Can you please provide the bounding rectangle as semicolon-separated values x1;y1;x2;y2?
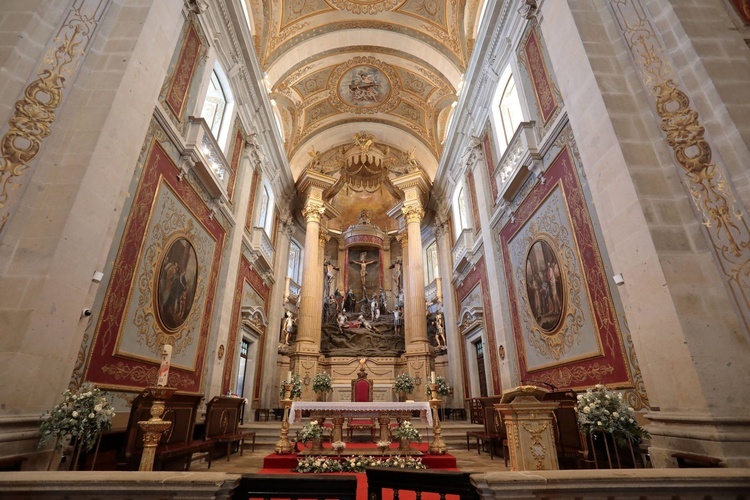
389;260;402;293
379;288;388;314
370;293;379;322
324;260;339;297
358;315;376;332
435;312;447;349
357;209;372;225
343;287;357;312
282;311;297;345
351;251;376;288
336;311;348;333
393;306;402;336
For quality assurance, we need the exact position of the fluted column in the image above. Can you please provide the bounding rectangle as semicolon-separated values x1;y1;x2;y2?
402;204;429;348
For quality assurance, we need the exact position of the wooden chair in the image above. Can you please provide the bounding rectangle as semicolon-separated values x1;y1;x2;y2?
347;368;376;442
465;396;507;464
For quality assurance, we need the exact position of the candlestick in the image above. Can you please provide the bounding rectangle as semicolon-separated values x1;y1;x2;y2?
157;344;173;387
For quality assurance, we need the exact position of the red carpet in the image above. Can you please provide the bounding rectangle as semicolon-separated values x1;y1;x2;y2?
258;443;461;500
262;442;457;470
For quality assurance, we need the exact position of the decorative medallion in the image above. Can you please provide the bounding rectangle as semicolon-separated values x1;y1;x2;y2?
525;239;564;333
156;236;199;332
328;57;400;114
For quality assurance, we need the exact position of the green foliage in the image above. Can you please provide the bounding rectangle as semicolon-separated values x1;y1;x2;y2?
279;373;303;400
391;420;422;443
294;455;427;473
576;384;650;444
394;373;415;395
425;375;451;397
39;382;115;452
312;372;332;394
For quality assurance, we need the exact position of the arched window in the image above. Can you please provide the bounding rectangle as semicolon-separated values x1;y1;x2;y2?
201;70;227;138
288;240;302;284
425;241;439;284
493;67;524;156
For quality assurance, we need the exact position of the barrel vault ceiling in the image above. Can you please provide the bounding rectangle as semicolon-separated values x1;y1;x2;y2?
243;0;485;191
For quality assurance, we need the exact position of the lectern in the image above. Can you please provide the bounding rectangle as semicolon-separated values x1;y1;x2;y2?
495;385;559;471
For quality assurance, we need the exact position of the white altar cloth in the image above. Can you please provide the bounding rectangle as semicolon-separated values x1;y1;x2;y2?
289;401;433;426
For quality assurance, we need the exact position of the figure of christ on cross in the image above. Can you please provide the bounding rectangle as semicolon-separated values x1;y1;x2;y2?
350;251;376;296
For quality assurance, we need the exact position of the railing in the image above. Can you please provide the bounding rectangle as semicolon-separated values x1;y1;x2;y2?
185;116;230;200
452;228;474;273
1;469;748;499
425;279;438;303
250;227;275;271
495;121;539;202
284;276;301;303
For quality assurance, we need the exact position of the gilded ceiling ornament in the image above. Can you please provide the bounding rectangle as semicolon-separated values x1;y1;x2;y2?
328;0;403;15
610;0;750;334
328;56;400;114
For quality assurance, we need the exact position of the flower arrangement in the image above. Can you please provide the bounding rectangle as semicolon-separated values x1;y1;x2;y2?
392;420;421;443
39;382;115;452
331;440;346;454
376;439;391;454
576;384;650;444
299;420;324;443
394;373;415;395
295;455;427;473
312;372;333;394
279;373;303;400
426;375;451;397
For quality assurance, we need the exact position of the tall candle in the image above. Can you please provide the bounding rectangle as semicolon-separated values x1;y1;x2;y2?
157;344;173;387
431;371;436;384
286;370;292;383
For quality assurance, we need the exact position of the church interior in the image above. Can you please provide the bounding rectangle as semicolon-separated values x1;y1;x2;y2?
1;0;749;495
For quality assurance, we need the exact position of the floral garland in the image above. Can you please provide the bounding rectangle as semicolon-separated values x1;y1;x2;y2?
394;373;414;395
299;420;325;443
39;382;115;452
312;372;332;394
576;384;650;445
279;373;303;400
295;455;427;473
392;420;421;443
425;375;451;397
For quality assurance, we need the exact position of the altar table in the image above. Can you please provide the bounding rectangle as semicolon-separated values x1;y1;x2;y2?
289;402;432;443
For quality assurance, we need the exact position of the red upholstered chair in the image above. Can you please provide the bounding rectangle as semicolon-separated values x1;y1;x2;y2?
347;369;376;441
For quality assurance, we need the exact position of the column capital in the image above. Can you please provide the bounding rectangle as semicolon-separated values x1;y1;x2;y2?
302;199;326;223
395;231;408;245
401;204;424;224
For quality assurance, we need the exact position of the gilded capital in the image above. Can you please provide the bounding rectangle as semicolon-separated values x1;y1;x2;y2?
401;204;424;224
302;200;325;223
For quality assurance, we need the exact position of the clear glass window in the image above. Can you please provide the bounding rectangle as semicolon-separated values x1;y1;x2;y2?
201;71;227;139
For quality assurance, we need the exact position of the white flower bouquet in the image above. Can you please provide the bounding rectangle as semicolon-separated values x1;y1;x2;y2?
279;373;303;400
38;382;115;452
394;373;415;395
299;420;324;443
575;384;650;444
312;372;332;394
392;420;421;443
294;455;427;473
426;375;451;397
331;440;346;454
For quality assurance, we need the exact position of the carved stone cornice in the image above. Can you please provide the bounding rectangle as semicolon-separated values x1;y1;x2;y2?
391;170;431;207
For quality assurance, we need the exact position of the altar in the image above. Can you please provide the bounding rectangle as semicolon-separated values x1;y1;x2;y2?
289;401;432;443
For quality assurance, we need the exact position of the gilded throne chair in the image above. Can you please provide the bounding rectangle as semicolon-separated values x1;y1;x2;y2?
347;369;377;442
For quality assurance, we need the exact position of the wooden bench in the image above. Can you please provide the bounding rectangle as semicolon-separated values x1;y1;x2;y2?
0;455;27;471
119;391;213;471
204;396;255;462
232;473;358;500
366;467;480;500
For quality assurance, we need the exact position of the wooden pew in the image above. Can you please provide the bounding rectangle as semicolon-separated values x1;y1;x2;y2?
542;389;589;469
119;391;213;471
204;396;256;462
466;396;507;464
366;467;480;500
232;473;358;500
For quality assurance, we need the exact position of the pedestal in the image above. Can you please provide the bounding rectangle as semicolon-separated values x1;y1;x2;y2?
137;386;177;471
497;386;559;471
428;384;447;455
275;384;294;454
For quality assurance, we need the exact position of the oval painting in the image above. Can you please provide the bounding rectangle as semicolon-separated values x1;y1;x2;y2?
337;65;391;108
525;239;564;333
156;237;198;331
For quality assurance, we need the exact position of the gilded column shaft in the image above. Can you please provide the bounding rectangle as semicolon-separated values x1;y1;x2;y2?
297;204;324;345
403;205;428;346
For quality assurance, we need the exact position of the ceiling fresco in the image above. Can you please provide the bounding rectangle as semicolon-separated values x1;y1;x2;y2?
243;0;484;223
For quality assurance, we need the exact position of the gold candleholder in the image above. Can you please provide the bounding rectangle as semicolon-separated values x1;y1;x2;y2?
274;383;294;454
428;383;447;455
137;386;177;471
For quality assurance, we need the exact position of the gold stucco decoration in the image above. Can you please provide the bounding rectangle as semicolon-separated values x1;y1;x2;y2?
328;0;404;15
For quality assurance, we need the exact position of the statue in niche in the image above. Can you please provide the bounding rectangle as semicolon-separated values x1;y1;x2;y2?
435;311;447;349
389;260;402;293
324;260;339;297
393;306;402;336
282;311;297;345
